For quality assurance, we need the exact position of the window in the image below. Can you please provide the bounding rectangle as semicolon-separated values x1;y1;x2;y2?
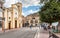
35;20;38;23
32;18;35;19
30;20;33;23
15;13;17;15
26;21;28;23
9;17;10;19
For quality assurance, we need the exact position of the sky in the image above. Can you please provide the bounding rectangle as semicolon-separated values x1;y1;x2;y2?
4;0;44;16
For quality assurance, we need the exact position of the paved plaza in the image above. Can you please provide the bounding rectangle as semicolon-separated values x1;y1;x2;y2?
0;27;38;38
0;27;50;38
39;28;49;38
34;27;49;38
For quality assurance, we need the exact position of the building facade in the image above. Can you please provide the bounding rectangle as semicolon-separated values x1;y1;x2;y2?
1;2;22;30
22;13;40;27
0;0;5;31
22;16;25;27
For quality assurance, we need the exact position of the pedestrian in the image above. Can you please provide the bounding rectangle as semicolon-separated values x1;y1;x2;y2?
30;24;32;29
30;25;31;28
48;25;50;29
43;25;47;30
52;26;55;32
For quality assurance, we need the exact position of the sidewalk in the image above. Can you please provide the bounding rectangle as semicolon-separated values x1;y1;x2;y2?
0;28;20;34
35;27;49;38
39;28;49;38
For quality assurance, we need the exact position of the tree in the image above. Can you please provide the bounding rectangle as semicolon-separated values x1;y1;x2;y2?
40;0;59;3
39;0;60;25
40;0;49;3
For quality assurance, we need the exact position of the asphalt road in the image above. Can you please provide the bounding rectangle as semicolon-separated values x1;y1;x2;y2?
0;27;38;38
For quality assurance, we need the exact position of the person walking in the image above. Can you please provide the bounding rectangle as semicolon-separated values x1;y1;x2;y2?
30;24;32;29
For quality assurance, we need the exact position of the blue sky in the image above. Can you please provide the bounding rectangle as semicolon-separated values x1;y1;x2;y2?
4;0;44;16
22;6;40;16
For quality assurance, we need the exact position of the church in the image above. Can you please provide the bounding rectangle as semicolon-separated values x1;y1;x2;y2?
0;0;22;31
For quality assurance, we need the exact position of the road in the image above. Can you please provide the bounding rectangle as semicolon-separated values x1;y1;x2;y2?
0;27;38;38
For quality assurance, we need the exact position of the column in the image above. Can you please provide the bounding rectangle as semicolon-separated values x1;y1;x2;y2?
11;8;13;29
4;8;8;29
12;4;15;28
2;10;5;31
17;3;22;28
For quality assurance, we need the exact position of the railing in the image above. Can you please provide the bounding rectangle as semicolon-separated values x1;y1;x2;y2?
49;31;59;38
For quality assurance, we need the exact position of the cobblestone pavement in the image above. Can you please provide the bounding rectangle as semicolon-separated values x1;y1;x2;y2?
0;27;38;38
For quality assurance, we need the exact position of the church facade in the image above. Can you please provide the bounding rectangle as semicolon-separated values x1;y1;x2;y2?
0;0;22;31
3;2;22;30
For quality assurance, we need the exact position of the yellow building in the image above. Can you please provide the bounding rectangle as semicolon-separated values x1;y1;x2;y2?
22;13;40;27
2;2;22;30
22;15;26;27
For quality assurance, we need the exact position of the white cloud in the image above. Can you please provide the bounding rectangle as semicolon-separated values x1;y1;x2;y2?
23;9;39;16
4;0;40;8
27;10;39;14
22;12;25;16
4;0;40;17
4;0;17;7
20;0;40;8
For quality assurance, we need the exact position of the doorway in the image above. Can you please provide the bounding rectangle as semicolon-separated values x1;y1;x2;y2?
9;21;11;29
0;21;2;28
15;20;17;28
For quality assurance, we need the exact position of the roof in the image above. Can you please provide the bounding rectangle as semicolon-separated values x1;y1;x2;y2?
26;13;39;17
